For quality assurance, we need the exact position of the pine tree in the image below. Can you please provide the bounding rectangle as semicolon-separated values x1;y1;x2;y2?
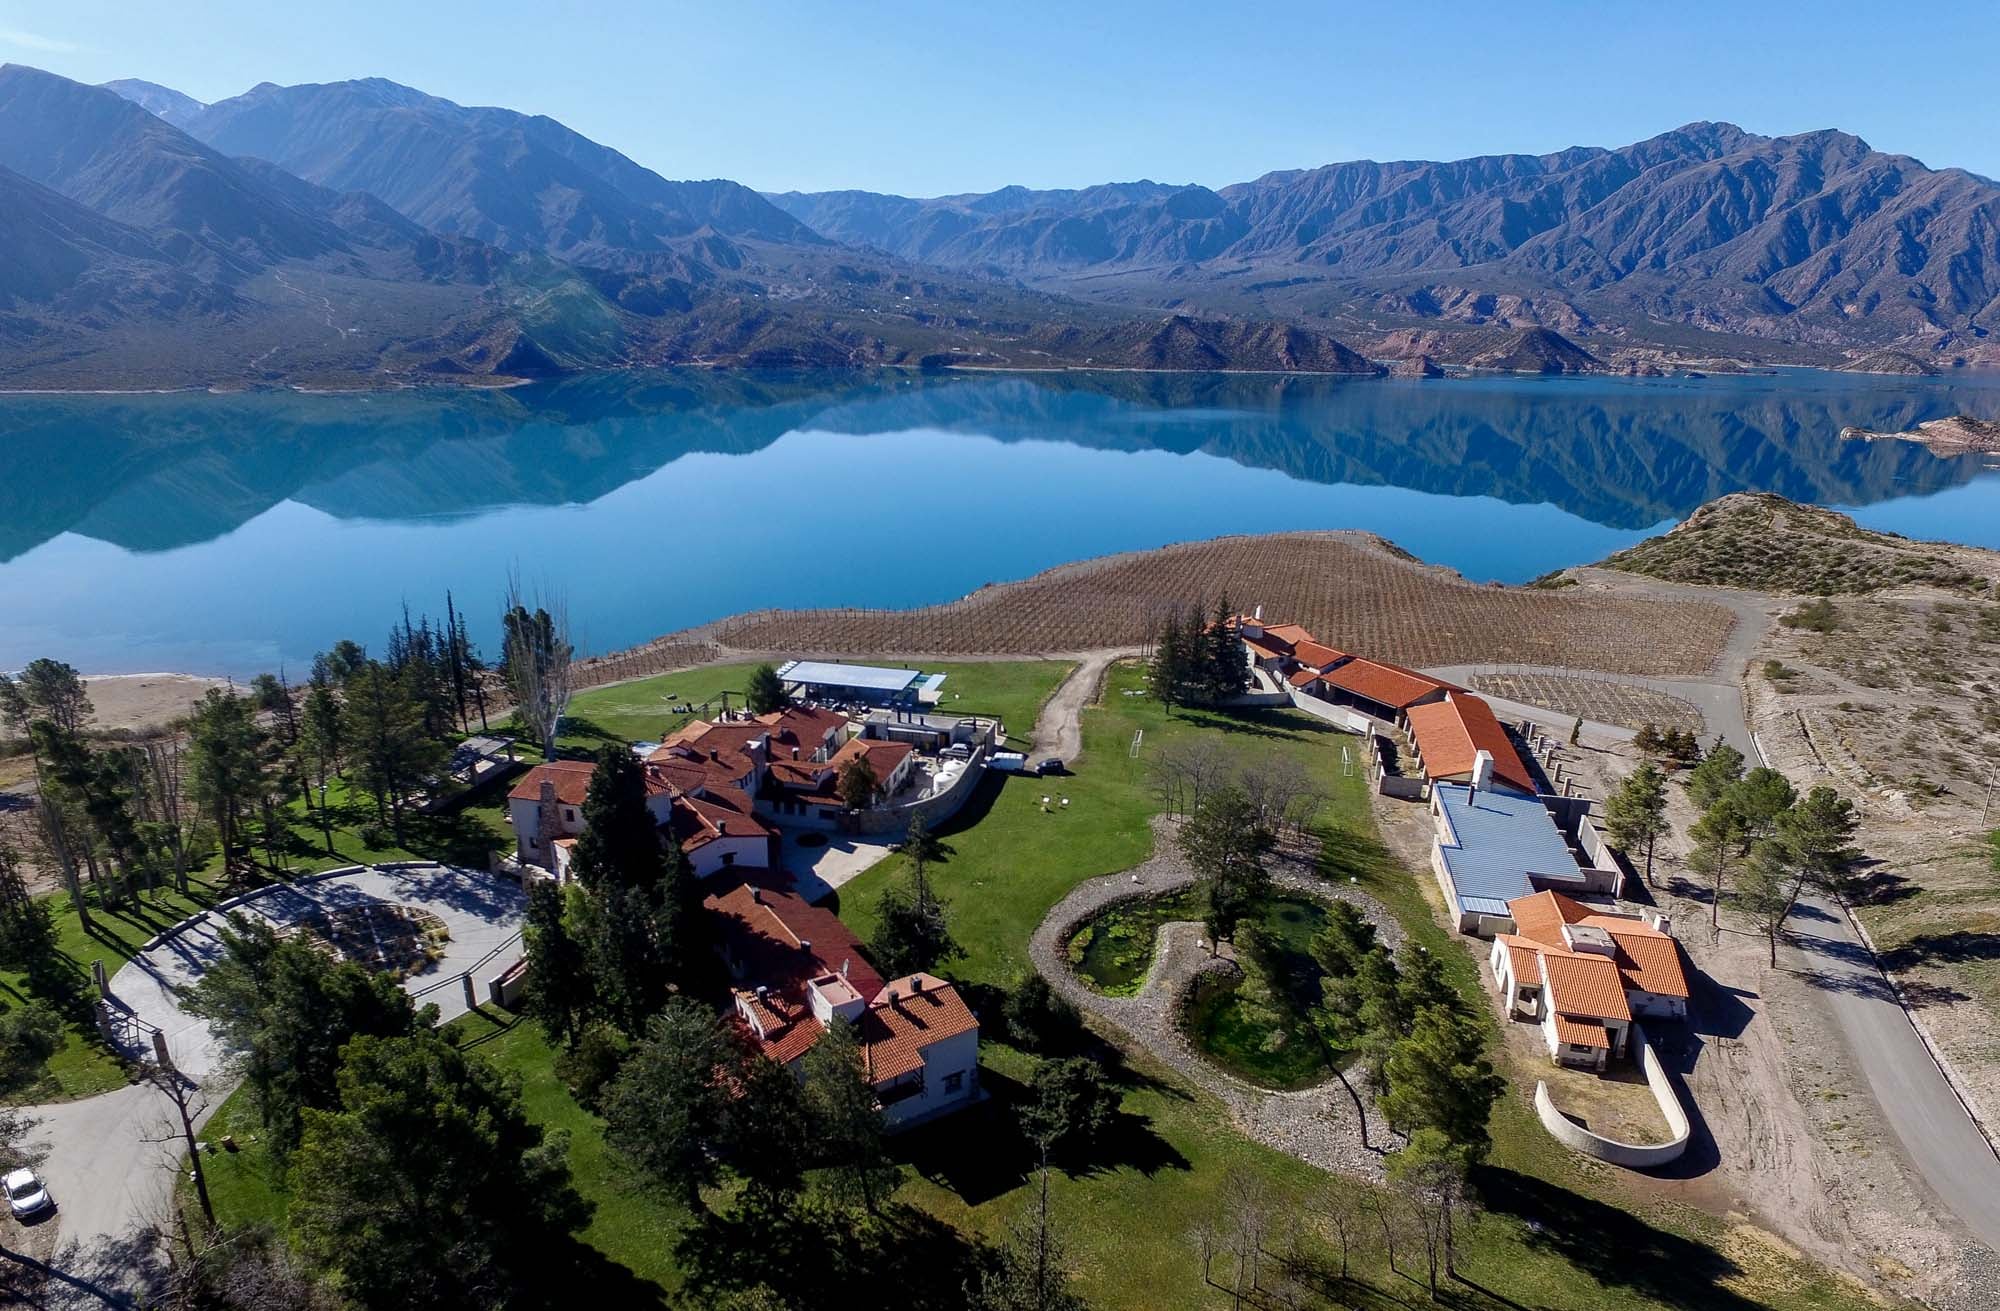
1150;605;1187;710
746;664;787;716
1603;762;1670;885
1204;595;1246;704
523;879;593;1048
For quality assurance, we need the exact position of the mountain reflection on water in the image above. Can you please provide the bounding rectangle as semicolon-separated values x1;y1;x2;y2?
2;367;1997;673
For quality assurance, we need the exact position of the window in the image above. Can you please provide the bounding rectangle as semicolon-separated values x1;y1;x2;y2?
564;807;577;823
721;852;736;866
942;1071;964;1094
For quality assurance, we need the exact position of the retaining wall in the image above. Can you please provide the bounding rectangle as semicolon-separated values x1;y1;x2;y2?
851;745;991;836
1533;1021;1691;1168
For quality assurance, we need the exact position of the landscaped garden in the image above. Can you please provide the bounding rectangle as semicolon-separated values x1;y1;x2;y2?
183;656;1887;1310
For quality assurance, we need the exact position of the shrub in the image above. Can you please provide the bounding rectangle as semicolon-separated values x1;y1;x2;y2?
1004;974;1086;1054
1781;598;1841;633
555;1021;632;1109
0;1001;64;1087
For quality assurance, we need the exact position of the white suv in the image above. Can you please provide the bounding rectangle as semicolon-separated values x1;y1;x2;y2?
4;1167;52;1219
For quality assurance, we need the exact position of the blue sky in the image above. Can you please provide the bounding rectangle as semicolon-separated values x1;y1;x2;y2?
5;1;1996;195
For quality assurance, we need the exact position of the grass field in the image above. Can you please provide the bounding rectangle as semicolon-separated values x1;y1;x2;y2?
193;661;1885;1310
559;658;1073;753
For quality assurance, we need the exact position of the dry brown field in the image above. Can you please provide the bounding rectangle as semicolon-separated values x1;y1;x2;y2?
607;531;1737;677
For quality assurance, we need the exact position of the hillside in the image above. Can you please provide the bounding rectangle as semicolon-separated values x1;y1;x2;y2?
770;122;2000;358
1596;493;2000;595
177;77;824;266
0;66;1389;387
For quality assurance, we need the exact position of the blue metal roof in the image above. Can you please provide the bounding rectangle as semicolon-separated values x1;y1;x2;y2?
776;660;924;693
1434;783;1586;915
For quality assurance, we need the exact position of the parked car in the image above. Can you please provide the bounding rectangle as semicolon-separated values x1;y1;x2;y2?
940;742;972;761
5;1167;52;1219
990;752;1028;773
1036;758;1065;776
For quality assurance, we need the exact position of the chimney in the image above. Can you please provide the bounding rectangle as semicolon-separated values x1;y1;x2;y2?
1253;604;1263;621
913;976;926;994
840;958;850;978
799;939;812;953
792;747;801;759
709;748;719;762
1471;749;1495;795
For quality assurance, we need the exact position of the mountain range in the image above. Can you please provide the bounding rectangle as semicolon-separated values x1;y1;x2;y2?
1;62;1995;388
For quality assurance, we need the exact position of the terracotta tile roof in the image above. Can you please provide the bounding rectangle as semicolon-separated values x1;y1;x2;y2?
1292;640;1348;669
1553;1015;1612;1049
1243;637;1288;661
1405;694;1537;795
704;874;885;1002
1287;667;1324;687
1507;889;1590;950
829;736;915;786
1262;623;1315;649
860;975;979;1083
507;760;596;805
1495;934;1544;986
1541;952;1632;1023
669;789;776;852
1510;892;1692;1001
1319;657;1452;711
758;705;848;750
1580;916;1691;999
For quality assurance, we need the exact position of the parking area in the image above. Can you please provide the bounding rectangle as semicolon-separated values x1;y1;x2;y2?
103;863;526;1081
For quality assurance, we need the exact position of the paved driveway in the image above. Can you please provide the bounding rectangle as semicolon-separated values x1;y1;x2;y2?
17;864;526;1297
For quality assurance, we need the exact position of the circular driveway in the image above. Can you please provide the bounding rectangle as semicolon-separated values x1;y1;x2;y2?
103;863;526;1081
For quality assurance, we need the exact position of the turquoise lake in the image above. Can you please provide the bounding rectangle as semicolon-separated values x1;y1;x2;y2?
3;368;1999;676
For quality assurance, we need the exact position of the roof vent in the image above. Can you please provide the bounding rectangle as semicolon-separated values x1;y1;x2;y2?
799;939;812;952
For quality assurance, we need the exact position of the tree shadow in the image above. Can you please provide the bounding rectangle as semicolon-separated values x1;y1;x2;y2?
894;1055;1192;1206
1478;1165;1773;1310
1846;862;1916;907
674;1193;986;1310
519;1234;667;1311
1880;930;2000;973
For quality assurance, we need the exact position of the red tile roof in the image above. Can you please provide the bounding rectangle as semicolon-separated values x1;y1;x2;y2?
1243;637;1288;662
1319;657;1452;711
1292;640;1348;669
829;736;915;787
1509;891;1691;1001
1262;623;1315;649
1405;694;1537;794
668;787;775;852
1287;668;1324;688
1542;952;1632;1023
758;705;848;752
1553;1015;1612;1050
704;874;885;1003
859;975;979;1083
507;760;596;805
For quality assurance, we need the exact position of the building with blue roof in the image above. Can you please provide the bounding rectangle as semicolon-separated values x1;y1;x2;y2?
1428;781;1623;935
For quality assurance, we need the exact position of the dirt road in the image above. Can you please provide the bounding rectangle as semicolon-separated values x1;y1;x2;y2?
1027;648;1139;766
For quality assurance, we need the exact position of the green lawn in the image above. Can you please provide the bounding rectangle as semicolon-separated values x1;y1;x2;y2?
194;663;1887;1310
557;659;1074;753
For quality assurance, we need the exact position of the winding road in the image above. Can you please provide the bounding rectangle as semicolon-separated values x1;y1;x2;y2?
10;864;526;1302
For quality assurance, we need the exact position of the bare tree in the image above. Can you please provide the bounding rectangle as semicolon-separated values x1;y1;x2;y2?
138;735;197;895
1222;1165;1277;1304
137;1061;214;1229
31;796;90;933
1314;1179;1372;1280
502;572;575;762
1280;791;1323;845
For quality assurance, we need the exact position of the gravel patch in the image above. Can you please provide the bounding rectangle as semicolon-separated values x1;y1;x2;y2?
1028;815;1403;1179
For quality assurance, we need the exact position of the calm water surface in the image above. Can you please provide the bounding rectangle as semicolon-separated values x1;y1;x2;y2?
3;368;1998;675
